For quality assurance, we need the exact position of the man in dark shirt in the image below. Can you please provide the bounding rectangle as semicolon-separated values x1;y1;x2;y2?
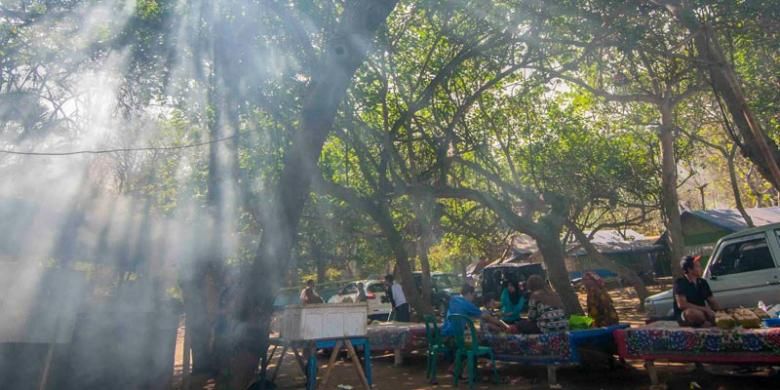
673;255;720;327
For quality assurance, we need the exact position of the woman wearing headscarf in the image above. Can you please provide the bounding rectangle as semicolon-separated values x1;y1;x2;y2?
499;279;526;323
526;275;569;333
582;271;619;327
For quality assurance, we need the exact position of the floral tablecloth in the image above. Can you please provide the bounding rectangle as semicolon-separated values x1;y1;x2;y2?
478;324;628;365
479;330;572;363
614;321;780;363
365;321;427;351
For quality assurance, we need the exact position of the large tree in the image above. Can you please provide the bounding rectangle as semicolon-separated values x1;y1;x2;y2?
228;1;400;387
653;0;780;191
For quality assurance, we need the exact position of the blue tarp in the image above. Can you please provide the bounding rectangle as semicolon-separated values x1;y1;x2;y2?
569;269;618;283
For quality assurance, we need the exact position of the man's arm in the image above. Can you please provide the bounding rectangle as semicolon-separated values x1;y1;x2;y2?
675;294;714;316
499;290;511;314
480;311;509;331
462;301;508;331
702;280;719;311
706;296;721;311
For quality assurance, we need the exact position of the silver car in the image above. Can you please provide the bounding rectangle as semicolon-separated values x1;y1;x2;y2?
645;223;780;319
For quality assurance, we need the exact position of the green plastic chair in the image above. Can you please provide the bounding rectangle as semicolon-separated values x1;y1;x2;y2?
447;313;499;388
423;314;448;383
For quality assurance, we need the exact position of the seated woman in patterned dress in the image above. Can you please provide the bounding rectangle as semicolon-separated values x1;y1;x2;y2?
525;275;569;334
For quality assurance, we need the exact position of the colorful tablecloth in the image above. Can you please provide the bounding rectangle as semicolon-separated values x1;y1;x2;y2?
478;324;628;365
365;322;427;351
614;321;780;363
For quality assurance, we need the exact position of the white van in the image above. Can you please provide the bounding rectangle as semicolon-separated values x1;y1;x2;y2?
645;223;780;319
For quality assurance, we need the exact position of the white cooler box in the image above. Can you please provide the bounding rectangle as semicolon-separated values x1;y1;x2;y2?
281;303;367;341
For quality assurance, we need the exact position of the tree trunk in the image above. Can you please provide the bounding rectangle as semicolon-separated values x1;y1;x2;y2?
664;0;780;191
374;204;432;317
534;225;583;315
414;198;437;312
565;221;649;311
746;165;769;207
417;235;433;312
182;272;214;376
727;145;754;227
659;104;685;276
229;2;399;388
184;54;233;379
314;240;327;283
429;186;581;313
315;181;432;317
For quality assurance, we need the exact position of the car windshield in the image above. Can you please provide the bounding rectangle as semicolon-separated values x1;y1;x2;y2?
367;283;385;293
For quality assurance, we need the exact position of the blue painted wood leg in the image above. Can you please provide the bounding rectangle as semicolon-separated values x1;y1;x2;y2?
364;339;372;387
307;346;317;390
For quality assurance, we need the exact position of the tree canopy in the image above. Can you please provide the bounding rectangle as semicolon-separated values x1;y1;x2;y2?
2;0;780;387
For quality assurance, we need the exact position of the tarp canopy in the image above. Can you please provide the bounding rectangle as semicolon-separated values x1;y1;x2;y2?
489;230;664;267
681;207;780;246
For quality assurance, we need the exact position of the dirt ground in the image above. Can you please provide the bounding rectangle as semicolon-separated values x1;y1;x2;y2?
173;285;780;389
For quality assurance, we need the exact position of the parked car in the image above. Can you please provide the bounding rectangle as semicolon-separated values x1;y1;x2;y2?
479;262;547;303
327;279;392;319
273;287;303;309
412;272;464;313
645;223;780;320
273;282;342;309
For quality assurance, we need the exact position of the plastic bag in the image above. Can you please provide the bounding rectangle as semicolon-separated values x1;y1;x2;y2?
568;315;594;330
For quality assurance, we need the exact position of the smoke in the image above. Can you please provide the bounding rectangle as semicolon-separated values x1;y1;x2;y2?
0;0;294;387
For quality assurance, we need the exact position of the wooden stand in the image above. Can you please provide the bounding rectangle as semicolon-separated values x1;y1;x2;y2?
263;336;372;390
321;341;343;386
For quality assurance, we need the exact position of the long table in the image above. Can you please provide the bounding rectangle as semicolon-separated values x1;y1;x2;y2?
479;324;629;365
614;321;780;385
478;324;629;386
365;321;427;364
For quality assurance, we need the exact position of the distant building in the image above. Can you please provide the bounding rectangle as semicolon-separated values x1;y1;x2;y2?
566;230;666;280
681;207;780;249
482;231;666;280
651;207;780;275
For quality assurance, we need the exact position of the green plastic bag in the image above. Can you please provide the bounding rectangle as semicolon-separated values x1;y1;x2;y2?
569;315;594;330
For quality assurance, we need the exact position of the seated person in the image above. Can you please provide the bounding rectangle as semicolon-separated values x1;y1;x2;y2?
526;275;568;333
441;284;508;337
674;255;720;327
500;279;526;323
440;284;507;378
582;272;619;327
481;293;501;313
300;279;324;304
479;295;510;333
